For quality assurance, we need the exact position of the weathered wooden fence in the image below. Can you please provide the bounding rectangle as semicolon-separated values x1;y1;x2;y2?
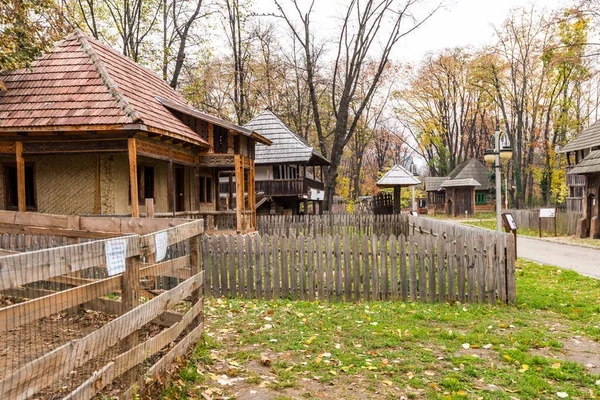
505;209;582;235
257;213;407;236
203;219;515;305
0;218;205;400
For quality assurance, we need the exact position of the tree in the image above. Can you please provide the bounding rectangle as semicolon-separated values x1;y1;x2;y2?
0;0;68;79
274;0;438;211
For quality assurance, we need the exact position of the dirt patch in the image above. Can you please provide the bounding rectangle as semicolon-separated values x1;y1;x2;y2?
533;336;600;375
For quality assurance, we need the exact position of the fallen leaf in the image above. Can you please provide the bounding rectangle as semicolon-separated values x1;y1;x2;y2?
552;363;561;369
557;392;569;398
383;380;393;385
462;343;470;349
260;355;271;367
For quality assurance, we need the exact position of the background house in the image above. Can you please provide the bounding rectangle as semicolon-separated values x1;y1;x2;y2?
561;121;600;238
423;177;447;214
438;159;492;216
0;31;270;232
236;109;330;215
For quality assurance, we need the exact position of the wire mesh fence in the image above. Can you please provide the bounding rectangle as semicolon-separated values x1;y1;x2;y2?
0;217;205;400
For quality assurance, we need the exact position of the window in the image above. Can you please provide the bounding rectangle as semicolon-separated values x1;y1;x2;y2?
199;176;213;203
476;192;487;205
4;164;36;210
206;177;212;203
133;166;154;205
199;176;205;202
273;166;281;179
214;126;228;154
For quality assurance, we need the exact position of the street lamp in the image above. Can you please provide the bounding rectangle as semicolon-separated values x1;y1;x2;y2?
484;126;513;232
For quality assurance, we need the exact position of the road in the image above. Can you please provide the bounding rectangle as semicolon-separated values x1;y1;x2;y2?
517;236;600;279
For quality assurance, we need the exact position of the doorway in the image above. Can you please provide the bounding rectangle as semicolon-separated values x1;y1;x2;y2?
588;192;598;238
175;166;185;212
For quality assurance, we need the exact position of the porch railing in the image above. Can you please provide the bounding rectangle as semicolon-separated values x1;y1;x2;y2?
566;166;586;187
220;177;324;197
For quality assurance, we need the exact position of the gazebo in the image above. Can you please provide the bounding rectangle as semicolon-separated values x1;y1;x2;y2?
376;165;421;214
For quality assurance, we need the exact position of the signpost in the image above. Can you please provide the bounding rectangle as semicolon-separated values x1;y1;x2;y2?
539;208;557;238
501;213;518;259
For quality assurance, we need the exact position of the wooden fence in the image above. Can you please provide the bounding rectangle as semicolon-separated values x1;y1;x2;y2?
0;218;205;400
257;213;408;236
505;209;582;235
203;219;515;305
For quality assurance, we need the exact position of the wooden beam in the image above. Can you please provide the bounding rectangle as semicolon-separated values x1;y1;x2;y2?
128;138;139;218
16;141;26;212
94;155;101;214
235;155;244;232
168;149;174;215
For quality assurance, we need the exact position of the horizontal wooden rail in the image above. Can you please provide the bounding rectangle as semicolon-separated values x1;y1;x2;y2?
0;271;204;400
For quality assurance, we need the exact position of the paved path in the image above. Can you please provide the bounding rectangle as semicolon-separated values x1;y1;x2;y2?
515;236;600;279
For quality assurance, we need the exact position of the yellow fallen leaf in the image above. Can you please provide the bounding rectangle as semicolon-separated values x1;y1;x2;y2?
504;355;512;362
552;363;561;369
329;370;337;375
382;380;393;386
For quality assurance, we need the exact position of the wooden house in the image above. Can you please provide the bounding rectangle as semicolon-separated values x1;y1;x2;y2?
232;109;330;215
438;159;492;216
423;177;446;214
376;165;421;214
0;31;271;233
561;121;600;238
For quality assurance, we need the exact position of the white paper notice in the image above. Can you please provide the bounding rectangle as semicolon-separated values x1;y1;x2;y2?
539;208;556;218
155;231;168;262
105;238;128;276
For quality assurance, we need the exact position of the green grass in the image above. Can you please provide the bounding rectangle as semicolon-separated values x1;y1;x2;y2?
159;260;600;399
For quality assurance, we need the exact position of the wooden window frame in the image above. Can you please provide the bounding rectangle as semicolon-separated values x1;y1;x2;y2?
198;174;213;204
475;192;487;205
3;162;37;211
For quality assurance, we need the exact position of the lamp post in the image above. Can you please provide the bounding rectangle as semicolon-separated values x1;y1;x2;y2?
484;126;513;232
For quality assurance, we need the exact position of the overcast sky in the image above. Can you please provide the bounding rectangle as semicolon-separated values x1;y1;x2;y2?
253;0;567;63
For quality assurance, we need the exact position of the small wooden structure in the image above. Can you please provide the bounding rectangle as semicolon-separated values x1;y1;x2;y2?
560;121;600;238
423;177;447;214
230;109;330;215
438;159;493;217
0;30;270;233
376;165;421;214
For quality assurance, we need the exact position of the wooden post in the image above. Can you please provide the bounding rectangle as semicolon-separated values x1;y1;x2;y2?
235;155;244;232
195;165;200;211
190;234;202;327
228;173;234;210
393;186;401;214
128;138;139;218
15;141;26;212
168;150;174;215
145;198;155;218
94;155;101;214
121;253;140;384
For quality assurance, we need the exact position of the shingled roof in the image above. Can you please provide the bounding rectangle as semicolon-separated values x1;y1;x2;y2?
570;150;600;174
376;165;421;188
424;177;447;192
441;159;490;190
245;110;329;165
0;31;263;147
560;120;600;153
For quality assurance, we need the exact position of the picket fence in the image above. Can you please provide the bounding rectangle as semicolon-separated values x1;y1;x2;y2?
257;213;407;236
201;227;515;305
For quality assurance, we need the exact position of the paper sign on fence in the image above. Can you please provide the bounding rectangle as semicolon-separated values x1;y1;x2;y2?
155;231;168;262
539;208;556;218
105;238;128;276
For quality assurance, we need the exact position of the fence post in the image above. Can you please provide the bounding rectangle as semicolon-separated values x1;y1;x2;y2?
120;248;141;386
190;233;202;327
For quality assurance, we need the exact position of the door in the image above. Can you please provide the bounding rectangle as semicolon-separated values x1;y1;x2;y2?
175;167;185;212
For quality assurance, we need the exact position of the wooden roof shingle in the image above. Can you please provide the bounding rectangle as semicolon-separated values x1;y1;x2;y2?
376;165;421;188
424;176;447;192
561;120;600;153
441;159;490;190
244;109;329;165
570;150;600;174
